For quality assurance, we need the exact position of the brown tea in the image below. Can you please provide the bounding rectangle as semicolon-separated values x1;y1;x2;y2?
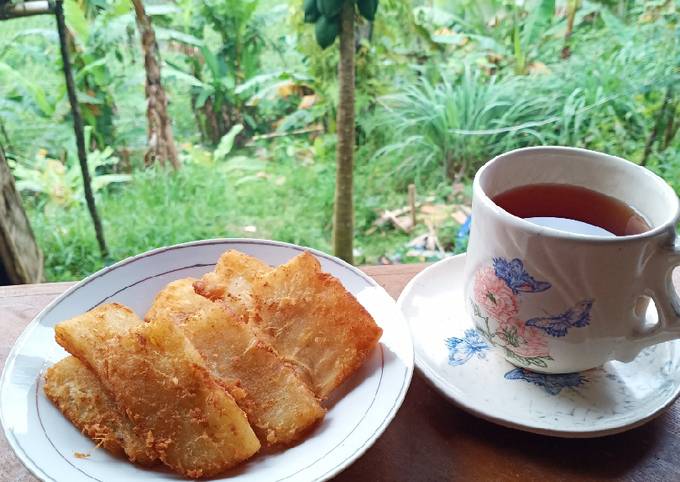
492;183;651;236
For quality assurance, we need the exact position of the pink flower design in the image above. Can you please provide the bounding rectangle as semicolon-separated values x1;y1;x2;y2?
498;317;549;358
473;266;519;323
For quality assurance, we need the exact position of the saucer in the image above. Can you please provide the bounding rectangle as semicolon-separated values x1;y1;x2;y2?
397;253;680;437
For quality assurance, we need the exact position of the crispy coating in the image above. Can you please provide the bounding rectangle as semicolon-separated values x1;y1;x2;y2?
43;356;158;466
147;279;325;446
55;303;260;478
146;278;217;325
250;252;383;398
193;250;271;317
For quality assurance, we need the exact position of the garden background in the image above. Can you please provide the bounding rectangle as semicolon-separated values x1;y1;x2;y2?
0;0;678;281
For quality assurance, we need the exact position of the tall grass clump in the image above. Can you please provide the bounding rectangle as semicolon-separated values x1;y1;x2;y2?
375;11;679;189
373;66;552;187
539;18;679;157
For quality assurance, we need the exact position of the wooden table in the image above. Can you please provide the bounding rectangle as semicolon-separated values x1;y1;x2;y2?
1;264;679;481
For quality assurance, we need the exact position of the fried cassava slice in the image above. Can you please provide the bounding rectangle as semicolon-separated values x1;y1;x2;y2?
193;250;271;317
55;303;260;478
44;356;158;466
147;279;325;446
250;252;383;398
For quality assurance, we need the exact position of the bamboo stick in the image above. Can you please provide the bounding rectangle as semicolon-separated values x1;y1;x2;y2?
55;0;109;259
0;1;53;20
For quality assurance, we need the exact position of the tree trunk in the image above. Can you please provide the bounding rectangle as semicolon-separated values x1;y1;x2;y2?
131;0;180;170
332;2;356;264
203;97;221;146
0;147;43;284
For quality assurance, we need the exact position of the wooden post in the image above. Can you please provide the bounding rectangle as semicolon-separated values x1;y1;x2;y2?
0;147;43;284
408;184;417;229
55;0;109;259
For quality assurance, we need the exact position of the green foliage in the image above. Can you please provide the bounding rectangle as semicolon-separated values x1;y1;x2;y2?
3;0;680;278
512;0;555;74
167;0;269;144
10;128;130;207
213;124;245;161
0;61;55;117
376;3;680;187
63;0;136;150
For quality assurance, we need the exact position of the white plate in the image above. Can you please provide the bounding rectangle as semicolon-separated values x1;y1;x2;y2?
1;239;413;481
397;253;680;438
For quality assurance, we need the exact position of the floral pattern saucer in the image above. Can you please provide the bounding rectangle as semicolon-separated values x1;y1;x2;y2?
397;253;680;437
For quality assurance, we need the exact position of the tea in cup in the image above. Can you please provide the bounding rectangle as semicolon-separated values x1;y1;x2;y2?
464;146;680;373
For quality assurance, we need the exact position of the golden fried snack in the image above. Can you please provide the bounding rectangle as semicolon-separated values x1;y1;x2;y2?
44;356;158;466
147;279;325;446
146;278;216;325
250;252;383;398
55;303;260;478
193;250;271;317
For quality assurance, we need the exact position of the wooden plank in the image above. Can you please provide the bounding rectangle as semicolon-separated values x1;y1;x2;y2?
2;265;680;482
0;149;43;284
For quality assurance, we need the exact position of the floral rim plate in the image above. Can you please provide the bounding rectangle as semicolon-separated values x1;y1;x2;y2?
0;239;414;481
397;253;680;438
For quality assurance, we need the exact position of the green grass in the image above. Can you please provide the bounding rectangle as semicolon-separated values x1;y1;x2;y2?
26;151;335;280
26;134;466;280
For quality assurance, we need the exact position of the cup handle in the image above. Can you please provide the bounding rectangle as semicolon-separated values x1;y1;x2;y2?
633;241;680;345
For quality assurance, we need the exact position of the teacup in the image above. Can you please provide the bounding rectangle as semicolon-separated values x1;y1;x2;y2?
463;146;680;373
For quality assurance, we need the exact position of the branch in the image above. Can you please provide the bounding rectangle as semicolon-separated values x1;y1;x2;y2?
0;1;54;20
248;126;323;142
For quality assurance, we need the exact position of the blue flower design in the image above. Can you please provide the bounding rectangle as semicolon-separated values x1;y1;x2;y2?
504;368;587;395
445;329;490;366
526;299;594;337
492;257;551;294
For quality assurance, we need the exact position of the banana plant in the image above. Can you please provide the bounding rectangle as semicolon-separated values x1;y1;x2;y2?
62;0;130;150
165;0;264;145
164;43;244;146
512;0;555;74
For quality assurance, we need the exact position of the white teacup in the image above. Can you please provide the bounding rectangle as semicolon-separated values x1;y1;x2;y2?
464;146;680;373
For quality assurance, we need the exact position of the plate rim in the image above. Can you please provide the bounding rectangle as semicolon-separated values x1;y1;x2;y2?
1;238;414;481
397;252;680;438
